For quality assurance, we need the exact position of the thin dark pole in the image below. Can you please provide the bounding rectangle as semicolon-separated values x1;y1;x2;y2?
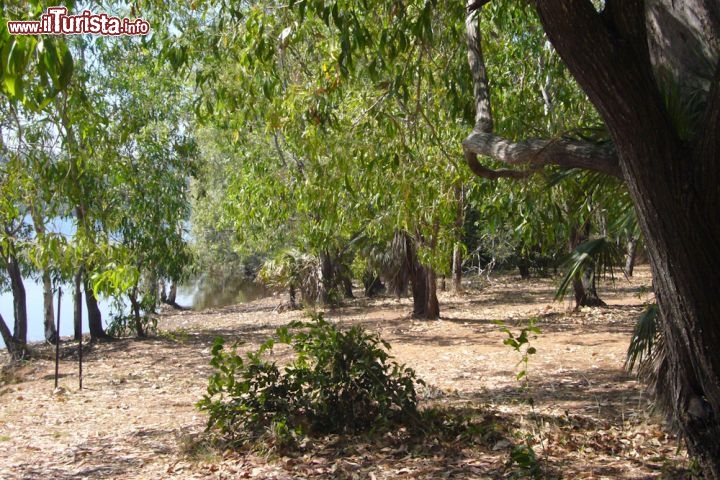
78;315;83;390
54;287;62;389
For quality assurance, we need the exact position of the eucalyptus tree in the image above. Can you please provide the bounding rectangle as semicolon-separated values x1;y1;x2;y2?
2;3;197;342
158;2;476;317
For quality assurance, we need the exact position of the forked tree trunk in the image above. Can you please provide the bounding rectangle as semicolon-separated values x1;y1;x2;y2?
571;269;606;309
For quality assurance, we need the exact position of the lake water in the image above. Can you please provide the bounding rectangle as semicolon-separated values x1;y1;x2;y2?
0;277;268;348
0;280;192;348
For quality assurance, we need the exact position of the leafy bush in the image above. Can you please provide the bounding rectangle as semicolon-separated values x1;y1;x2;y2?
197;314;424;447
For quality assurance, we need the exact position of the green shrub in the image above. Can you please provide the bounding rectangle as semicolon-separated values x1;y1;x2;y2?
106;313;158;337
197;314;423;447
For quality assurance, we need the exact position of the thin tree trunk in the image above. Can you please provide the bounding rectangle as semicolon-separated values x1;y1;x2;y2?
29;207;56;343
426;267;440;319
341;276;354;299
129;286;145;338
319;251;333;305
84;274;108;341
167;282;177;304
42;271;57;344
452;243;463;292
289;283;298;309
569;221;605;309
625;237;638;277
6;254;27;344
453;182;465;293
0;312;28;361
73;269;83;341
159;278;167;303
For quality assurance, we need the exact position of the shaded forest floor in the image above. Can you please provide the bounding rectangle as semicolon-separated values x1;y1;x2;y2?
0;267;698;479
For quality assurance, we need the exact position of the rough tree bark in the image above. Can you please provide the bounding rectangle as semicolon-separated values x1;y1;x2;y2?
465;1;720;476
6;253;27;344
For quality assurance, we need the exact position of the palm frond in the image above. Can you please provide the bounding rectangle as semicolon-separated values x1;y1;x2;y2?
626;303;660;373
554;236;623;301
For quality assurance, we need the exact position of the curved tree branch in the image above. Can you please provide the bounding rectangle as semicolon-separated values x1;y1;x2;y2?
463;130;621;179
463;0;621;180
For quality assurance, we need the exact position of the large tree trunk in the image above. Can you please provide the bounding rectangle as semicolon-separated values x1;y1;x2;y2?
42;271;57;344
407;232;440;320
533;3;720;476
6;254;27;344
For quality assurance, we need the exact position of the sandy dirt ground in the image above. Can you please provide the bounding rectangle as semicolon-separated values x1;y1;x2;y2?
0;267;696;479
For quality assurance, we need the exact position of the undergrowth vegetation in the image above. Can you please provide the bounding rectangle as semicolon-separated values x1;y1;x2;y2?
197;313;424;450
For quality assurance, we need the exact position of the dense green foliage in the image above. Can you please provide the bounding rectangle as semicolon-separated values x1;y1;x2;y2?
198;314;423;447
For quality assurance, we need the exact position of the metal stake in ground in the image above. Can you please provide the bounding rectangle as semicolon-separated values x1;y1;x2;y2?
78;314;83;390
54;287;62;389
